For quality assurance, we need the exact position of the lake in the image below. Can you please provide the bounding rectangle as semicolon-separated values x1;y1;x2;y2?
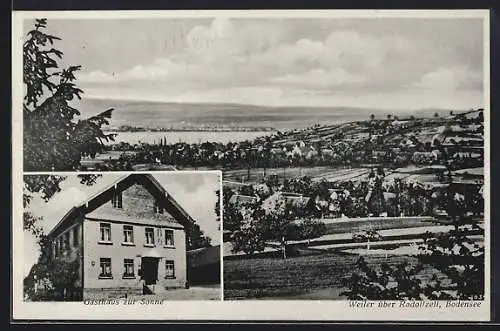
79;98;447;131
108;131;273;145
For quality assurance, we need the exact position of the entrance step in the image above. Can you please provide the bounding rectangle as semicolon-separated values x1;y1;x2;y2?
143;284;167;295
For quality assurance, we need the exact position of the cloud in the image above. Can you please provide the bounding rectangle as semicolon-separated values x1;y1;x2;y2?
270;68;368;89
411;66;482;92
156;173;220;245
76;17;483;109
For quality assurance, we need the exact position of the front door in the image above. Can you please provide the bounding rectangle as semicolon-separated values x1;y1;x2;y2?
141;257;159;285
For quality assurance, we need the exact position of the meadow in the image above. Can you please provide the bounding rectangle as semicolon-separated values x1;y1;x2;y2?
223;249;444;300
221;166;371;184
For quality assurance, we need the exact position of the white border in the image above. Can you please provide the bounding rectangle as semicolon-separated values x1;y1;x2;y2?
12;9;491;321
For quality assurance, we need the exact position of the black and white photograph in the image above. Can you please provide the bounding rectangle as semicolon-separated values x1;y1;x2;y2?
12;9;490;321
23;172;222;301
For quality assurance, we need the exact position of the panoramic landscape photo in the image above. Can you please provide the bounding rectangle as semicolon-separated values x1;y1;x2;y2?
20;14;486;301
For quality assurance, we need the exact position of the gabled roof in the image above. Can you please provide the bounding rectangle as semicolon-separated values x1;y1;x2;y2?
452;167;484;177
47;174;194;239
228;194;258;205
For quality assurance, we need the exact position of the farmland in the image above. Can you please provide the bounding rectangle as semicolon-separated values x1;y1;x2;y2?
222;166;371;184
223;249;447;300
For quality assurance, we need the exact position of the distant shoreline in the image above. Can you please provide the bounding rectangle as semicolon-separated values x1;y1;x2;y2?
104;127;277;133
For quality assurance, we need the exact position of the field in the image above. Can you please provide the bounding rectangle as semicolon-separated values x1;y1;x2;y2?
223;249;444;300
221;166;371;184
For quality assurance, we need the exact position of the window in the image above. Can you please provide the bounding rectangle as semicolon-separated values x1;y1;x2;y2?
164;229;174;247
165;260;175;279
153;201;164;214
99;223;112;243
99;258;112;278
54;241;58;257
64;232;70;251
123;259;135;278
111;192;123;209
145;227;155;246
72;226;79;247
117;192;123;208
123;225;134;244
58;237;63;255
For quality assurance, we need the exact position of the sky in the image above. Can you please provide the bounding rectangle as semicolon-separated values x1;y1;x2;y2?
22;16;486;110
23;172;221;276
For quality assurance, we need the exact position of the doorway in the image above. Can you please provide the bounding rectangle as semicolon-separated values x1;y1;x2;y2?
141;257;159;285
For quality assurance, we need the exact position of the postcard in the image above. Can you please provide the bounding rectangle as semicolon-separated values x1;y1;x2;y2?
12;9;490;321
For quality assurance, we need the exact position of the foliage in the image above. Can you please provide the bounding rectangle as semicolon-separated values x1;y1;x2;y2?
186;221;212;251
342;257;425;300
229;206;267;255
23;175;66;236
23;18;115;171
342;194;484;300
24;236;82;301
283;176;312;195
367;177;386;217
23;174;102;237
419;224;485;300
288;218;326;241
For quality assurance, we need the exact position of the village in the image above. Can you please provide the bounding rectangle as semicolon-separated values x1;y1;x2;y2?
72;107;486;300
80;108;484;176
220;109;484;300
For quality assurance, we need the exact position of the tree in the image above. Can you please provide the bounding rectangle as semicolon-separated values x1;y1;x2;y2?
342;185;485;300
185;221;212;250
283;176;312;195
367;177;386;217
24;235;82;301
229;205;267;255
477;111;484;123
434;112;439;118
387;114;392;120
342;257;425;300
23;174;104;301
23;18;115;171
261;192;295;259
369;114;375;121
24;174;102;237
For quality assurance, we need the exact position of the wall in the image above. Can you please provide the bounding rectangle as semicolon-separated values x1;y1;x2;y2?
94;183;177;221
82;182;187;291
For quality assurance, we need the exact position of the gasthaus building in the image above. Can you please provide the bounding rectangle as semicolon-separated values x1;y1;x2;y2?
47;174;191;299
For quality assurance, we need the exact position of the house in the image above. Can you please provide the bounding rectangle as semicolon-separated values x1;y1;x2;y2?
47;174;193;299
452;167;484;184
228;194;259;206
281;192;311;206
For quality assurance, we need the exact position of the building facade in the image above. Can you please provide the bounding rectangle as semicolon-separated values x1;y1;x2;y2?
47;174;192;299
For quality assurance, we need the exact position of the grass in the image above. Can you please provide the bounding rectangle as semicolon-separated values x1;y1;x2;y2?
321;217;438;235
223;248;443;300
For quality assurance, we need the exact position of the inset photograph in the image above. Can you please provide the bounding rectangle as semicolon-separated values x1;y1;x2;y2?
23;172;221;301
